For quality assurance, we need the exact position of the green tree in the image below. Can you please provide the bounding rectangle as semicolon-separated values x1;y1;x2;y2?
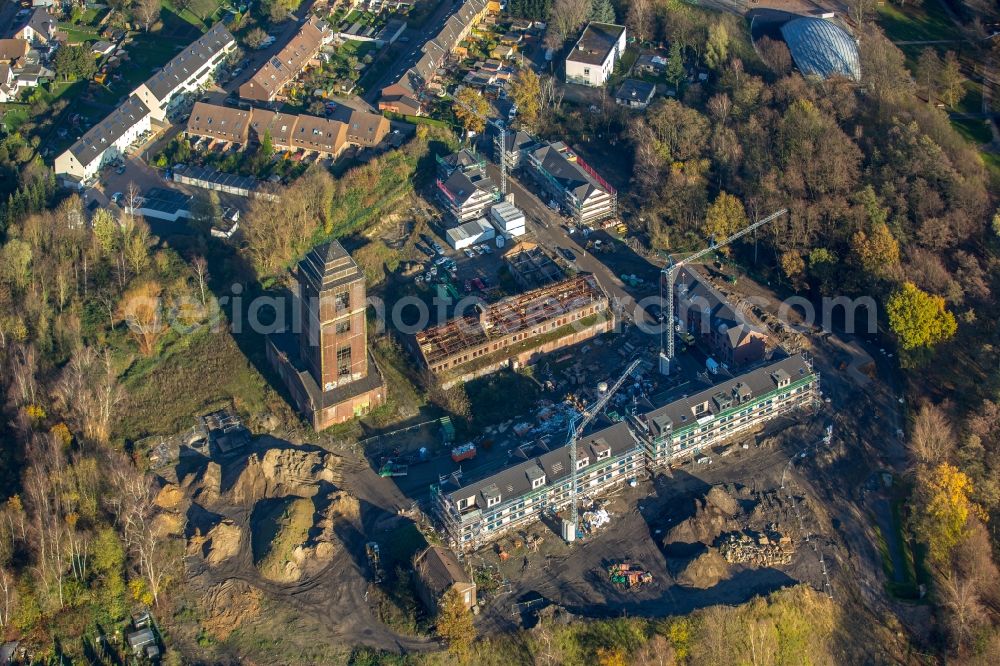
666;41;685;88
590;0;615;24
92;527;127;622
886;282;957;351
437;587;475;662
454;87;489;138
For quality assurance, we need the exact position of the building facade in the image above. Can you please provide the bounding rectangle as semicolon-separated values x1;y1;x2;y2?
565;23;626;87
526;141;616;225
54;95;151;182
133;23;236;121
633;354;820;469
267;241;385;429
433;422;643;551
436;149;499;223
240;18;331;102
431;354;820;552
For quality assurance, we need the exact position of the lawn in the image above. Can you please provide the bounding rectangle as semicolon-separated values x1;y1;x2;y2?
877;1;963;43
162;0;227;29
59;23;102;45
951;118;993;144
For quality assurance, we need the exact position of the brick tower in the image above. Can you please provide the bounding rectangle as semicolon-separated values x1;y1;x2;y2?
267;241;385;429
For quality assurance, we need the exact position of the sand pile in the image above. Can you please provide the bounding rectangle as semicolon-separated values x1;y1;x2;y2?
230;448;341;504
200;580;263;641
675;548;731;589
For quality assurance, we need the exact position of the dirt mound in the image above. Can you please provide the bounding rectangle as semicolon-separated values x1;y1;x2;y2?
256;497;317;583
705;485;740;517
151;512;184;538
663;497;740;550
675;548;731;589
189;519;242;565
200;579;263;641
230;448;341;504
194;462;222;503
154;483;185;510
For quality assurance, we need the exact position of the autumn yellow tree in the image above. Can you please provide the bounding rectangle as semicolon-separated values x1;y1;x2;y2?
851;222;900;280
702;192;748;247
453;87;489;138
913;463;986;566
886;282;957;351
118;281;164;356
510;68;542;131
437;587;475;662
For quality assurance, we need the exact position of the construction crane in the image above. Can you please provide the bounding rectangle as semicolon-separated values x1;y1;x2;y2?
659;208;788;375
564;358;643;543
492;120;508;196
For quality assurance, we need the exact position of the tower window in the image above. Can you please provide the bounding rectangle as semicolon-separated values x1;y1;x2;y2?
336;346;352;377
334;290;350;312
336;319;351;334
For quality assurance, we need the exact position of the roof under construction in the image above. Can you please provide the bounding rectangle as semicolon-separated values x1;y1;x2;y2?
415;275;606;365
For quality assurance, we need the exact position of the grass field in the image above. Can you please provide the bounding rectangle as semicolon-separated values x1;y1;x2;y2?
877;2;963;43
162;0;226;29
951;118;993;144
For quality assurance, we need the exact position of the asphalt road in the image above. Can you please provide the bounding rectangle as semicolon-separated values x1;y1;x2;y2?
361;0;466;104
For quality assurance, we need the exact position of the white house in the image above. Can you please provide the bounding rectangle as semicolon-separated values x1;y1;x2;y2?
565;23;626;87
446;218;495;250
132;23;236;122
489;201;526;237
54;95;151;183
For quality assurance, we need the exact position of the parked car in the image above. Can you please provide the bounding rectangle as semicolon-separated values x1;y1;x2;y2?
464;248;475;258
559;247;576;261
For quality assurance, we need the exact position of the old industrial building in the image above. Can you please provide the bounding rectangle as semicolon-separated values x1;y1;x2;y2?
240;17;332;102
675;266;768;367
415;275;612;387
267;241;385;429
185;102;389;158
433;354;820;551
526;141;617;225
565;22;626;87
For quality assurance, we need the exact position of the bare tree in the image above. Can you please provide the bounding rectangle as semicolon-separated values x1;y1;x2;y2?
626;0;653;43
192;256;210;307
53;347;123;446
546;0;590;49
0;566;14;629
133;0;161;33
909;402;954;466
941;572;987;651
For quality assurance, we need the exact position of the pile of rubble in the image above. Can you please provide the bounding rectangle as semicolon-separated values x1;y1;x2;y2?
719;531;794;567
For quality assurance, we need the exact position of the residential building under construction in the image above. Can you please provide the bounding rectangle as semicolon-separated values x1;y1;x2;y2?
414;275;613;387
526;141;616;226
436;149;500;223
431;354;820;551
432;421;643;551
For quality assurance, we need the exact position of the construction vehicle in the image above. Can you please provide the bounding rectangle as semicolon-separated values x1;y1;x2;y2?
365;542;384;583
378;460;408;477
451;442;477;463
607;562;653;589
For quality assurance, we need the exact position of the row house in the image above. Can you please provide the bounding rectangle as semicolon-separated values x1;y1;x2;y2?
239;18;332;103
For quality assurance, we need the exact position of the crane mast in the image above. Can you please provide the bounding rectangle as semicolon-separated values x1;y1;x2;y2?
659;208;788;375
565;358;642;542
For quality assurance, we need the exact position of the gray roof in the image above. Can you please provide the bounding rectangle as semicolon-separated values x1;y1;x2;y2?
298;240;362;294
530;142;608;202
143;23;235;101
615;78;656;103
413;545;472;596
780;17;860;81
138;187;191;215
567;22;625;66
13;8;55;39
67;95;150;166
637;354;814;438
172;163;259;191
440;166;495;205
443;421;638;506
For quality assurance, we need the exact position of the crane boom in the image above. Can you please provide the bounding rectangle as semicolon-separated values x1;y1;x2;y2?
565;358;642;541
659;208;788;375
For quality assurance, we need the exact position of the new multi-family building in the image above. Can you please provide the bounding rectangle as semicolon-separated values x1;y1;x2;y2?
185;101;389;159
414;275;613;387
133;23;236;121
433;421;643;551
565;23;626;87
239;17;331;103
436;149;499;223
632;354;820;469
431;354;820;551
526;141;616;225
54;95;151;182
675;266;768;367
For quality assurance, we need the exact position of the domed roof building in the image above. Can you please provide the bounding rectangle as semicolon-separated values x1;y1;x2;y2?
779;17;861;81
